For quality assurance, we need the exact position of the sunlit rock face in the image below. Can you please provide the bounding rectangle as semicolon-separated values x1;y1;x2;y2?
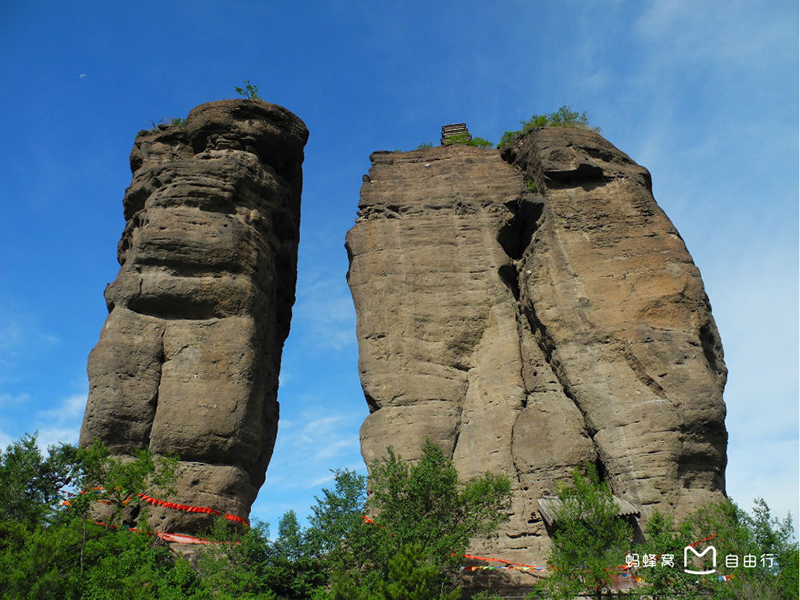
80;99;308;533
346;129;727;565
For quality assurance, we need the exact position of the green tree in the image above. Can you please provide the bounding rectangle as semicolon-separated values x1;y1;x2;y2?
194;518;278;599
635;499;798;600
545;464;633;600
0;435;198;599
333;439;512;596
0;433;77;528
306;468;367;558
522;106;598;132
378;543;461;600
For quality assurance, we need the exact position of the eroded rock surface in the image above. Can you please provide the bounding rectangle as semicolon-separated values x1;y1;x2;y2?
80;99;308;533
346;130;727;564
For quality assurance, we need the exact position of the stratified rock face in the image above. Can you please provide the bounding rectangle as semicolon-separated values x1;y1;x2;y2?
346;129;727;564
80;99;308;532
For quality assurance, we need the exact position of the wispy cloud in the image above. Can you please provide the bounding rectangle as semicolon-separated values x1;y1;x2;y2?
0;429;12;451
635;0;793;66
293;270;357;351
276;410;363;472
0;392;31;407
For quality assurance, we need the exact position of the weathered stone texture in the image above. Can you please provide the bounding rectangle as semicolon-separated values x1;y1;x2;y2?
80;99;308;532
346;130;727;565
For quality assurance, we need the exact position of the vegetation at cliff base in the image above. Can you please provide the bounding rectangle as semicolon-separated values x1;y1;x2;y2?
4;433;794;599
541;463;798;600
0;434;511;599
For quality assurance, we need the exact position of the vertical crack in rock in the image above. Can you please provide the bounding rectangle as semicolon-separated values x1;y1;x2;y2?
80;99;308;535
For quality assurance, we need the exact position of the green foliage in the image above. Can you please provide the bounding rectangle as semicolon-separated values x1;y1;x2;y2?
0;436;197;598
0;434;513;598
194;519;279;599
527;180;537;193
522;105;599;133
467;137;493;148
499;106;600;147
234;79;263;101
332;439;512;595
143;116;187;133
378;543;461;600
634;499;798;599
0;518;203;598
0;433;78;527
444;133;493;148
306;469;367;557
498;130;522;146
416;142;434;149
545;464;633;600
443;132;471;146
74;438;179;528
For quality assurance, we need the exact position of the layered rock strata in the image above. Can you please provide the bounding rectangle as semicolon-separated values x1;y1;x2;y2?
80;99;308;533
346;129;727;564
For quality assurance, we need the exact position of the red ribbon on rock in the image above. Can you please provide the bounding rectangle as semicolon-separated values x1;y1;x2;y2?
137;493;249;526
91;520;238;545
65;486;250;527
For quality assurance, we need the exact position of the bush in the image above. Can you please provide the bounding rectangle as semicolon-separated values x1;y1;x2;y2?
0;435;197;598
498;130;522;147
522;106;598;132
235;79;263;101
498;106;600;147
444;133;494;148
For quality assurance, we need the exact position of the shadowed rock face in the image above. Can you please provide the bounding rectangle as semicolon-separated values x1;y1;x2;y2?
80;99;308;533
346;129;727;564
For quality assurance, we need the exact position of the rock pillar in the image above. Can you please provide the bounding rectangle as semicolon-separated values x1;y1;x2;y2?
80;99;308;533
346;129;727;565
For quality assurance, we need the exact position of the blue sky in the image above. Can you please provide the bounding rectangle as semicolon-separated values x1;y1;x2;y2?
0;1;797;534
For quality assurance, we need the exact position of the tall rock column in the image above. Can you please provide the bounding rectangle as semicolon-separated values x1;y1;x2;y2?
346;129;727;565
80;99;308;533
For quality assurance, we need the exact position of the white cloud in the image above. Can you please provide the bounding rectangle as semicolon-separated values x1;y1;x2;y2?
38;393;87;425
0;428;12;451
36;427;80;451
